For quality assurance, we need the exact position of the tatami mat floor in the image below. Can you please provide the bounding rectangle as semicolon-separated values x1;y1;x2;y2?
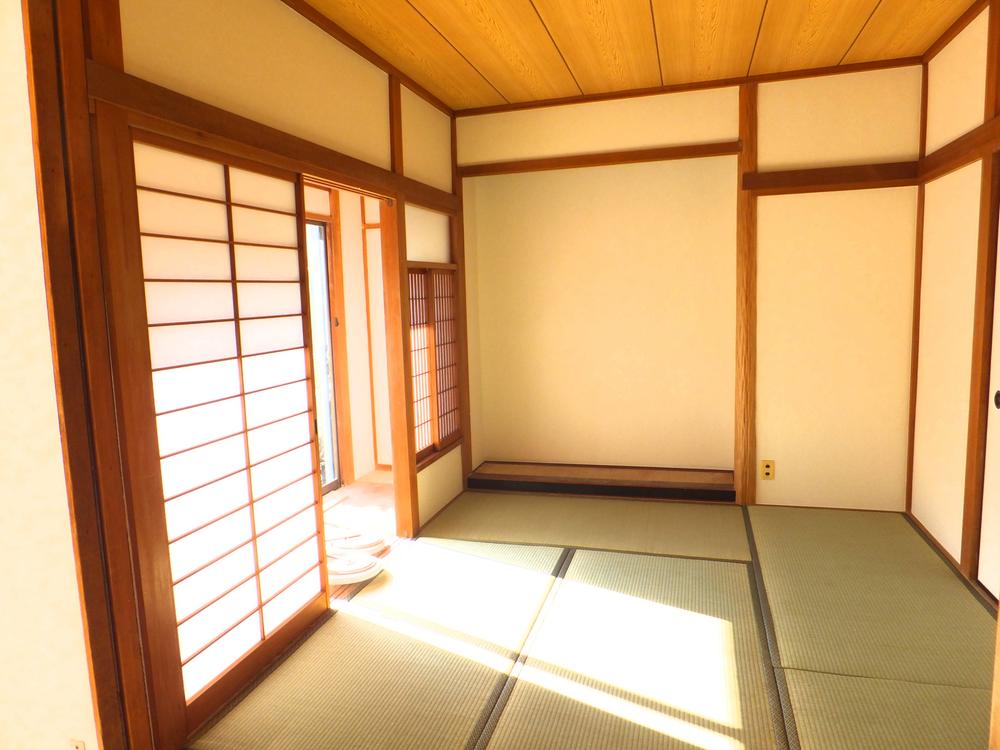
421;490;751;562
191;494;997;750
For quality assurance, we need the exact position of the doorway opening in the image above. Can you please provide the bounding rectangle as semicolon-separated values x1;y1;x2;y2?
303;183;396;593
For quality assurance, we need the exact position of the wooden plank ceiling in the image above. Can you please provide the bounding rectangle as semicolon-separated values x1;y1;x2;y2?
304;0;979;110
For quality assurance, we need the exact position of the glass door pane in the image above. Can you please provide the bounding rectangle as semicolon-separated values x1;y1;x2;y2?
305;222;339;490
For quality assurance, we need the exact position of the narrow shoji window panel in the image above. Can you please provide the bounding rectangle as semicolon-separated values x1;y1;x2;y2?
134;141;323;704
134;141;227;200
235;245;300;282
432;271;460;443
408;270;433;454
142;237;232;281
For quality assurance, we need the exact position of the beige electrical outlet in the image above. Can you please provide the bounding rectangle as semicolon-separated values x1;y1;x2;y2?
70;742;86;750
760;460;776;480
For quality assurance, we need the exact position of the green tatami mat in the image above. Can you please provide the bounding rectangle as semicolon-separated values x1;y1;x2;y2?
422;492;751;561
351;538;564;656
784;669;991;750
190;540;562;750
487;550;783;750
748;506;996;687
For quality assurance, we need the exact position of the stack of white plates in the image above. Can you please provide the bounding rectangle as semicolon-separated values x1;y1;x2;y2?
325;526;387;586
327;554;383;586
326;527;387;557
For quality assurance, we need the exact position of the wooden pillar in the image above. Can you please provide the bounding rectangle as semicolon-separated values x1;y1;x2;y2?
735;82;758;505
963;0;1000;577
450;115;474;481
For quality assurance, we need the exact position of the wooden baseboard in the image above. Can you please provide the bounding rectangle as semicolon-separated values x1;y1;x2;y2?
905;511;997;613
468;461;736;502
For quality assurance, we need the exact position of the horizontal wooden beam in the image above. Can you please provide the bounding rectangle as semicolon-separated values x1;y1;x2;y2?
920;115;1000;182
85;60;459;214
407;260;458;270
457;141;741;178
744;162;920;195
456;57;922;118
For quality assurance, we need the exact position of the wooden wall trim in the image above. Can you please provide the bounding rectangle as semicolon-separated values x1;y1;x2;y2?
457;141;742;178
924;0;990;63
744;162;920;195
735;83;758;506
921;115;1000;182
963;152;1000;577
455;56;923;118
85;60;460;214
906;185;926;516
81;0;123;67
907;63;930;516
381;202;421;537
389;75;404;175
278;0;452;116
450;115;473;483
963;0;1000;578
20;1;135;747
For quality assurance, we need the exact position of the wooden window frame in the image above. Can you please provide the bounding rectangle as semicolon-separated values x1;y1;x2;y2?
408;262;463;468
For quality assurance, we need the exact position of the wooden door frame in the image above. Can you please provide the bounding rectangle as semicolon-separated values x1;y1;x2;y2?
304;188;356;491
20;1;447;745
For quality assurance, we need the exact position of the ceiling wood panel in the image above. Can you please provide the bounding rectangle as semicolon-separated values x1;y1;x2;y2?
301;0;984;111
652;0;768;85
305;0;506;109
749;0;881;75
844;0;980;63
407;0;581;102
531;0;661;93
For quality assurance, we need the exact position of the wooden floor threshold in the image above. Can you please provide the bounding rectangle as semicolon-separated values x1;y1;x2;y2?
468;461;736;502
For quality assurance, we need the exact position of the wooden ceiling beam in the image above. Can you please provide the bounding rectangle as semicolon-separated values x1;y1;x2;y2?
85;61;459;214
744;161;920;195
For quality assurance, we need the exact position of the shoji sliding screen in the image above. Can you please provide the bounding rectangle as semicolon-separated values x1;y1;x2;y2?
408;267;461;459
131;138;327;719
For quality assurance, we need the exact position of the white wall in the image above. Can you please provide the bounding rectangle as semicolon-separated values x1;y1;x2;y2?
926;8;989;154
466;156;737;469
0;4;99;748
417;445;464;526
120;0;391;169
757;188;917;510
758;66;922;170
402;85;452;193
405;204;452;264
912;161;983;560
456;86;738;165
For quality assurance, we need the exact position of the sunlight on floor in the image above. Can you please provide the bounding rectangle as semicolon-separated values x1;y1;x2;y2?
528;578;742;729
337;539;558;653
337;601;516;674
516;664;744;750
329;540;746;750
